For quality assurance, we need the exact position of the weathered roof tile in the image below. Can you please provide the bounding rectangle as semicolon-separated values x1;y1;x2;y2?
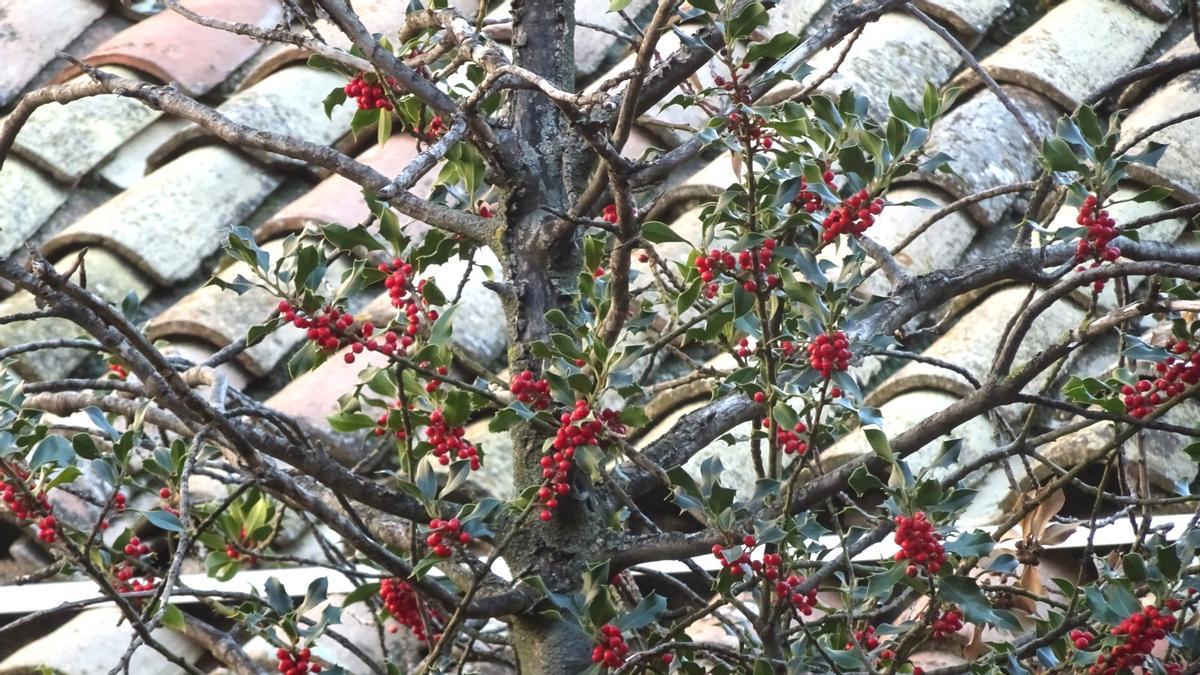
43;146;281;285
0;249;154;380
860;186;979;296
11;68;161;182
0;159;67;258
96;116;192;189
55;0;284;97
0;0;106;106
148;66;356;170
869;285;1085;403
913;0;1011;37
959;0;1165;108
800;13;962;116
1121;68;1200;203
915;86;1059;225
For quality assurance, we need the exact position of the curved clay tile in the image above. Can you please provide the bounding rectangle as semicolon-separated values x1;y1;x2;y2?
235;0;414;89
54;0;283;97
859;185;979;297
0;249;153;381
821;388;997;486
0;158;67;259
915;86;1060;226
913;0;1010;37
146;240;343;378
790;13;963;119
1118;35;1196;107
257;136;430;241
12;67;161;183
146;66;357;171
0;0;106;106
96;116;192;190
867;284;1086;403
1121;69;1200;204
42;146;281;286
955;0;1165;109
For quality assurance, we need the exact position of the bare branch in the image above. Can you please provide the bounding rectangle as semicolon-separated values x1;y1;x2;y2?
905;3;1040;145
162;0;369;72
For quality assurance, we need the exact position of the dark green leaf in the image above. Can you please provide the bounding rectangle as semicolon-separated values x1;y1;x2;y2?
1041;137;1082;173
30;435;74;469
641;220;690;245
144;509;185;533
265;576;294;616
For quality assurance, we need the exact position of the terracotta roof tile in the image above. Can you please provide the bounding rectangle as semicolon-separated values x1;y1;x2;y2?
0;0;107;106
258;136;431;241
54;0;284;97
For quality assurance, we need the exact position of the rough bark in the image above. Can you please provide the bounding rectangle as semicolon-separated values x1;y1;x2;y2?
497;0;602;670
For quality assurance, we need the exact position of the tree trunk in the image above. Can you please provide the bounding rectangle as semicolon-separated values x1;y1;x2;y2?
496;0;602;670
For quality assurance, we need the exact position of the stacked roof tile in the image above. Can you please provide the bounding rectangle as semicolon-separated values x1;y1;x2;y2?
1;0;1199;669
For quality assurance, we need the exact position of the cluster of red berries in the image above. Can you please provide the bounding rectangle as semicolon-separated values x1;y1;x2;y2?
115;567;158;595
114;536;158;595
711;536;755;576
694;239;779;299
893;511;946;576
107;362;128;380
225;527;258;566
776;572;819;616
772;418;809;455
793;170;838;213
426;517;471;557
847;626;895;662
591;624;629;669
280;301;388;364
374;401;409;440
1074;195;1120;276
423;115;445;138
344;72;396;111
930;607;963;639
726;110;774;151
510;370;552;410
821;189;883;244
601;204;618;224
124;535;151;558
540;401;601;521
1;464;55;542
381;259;439;350
425;409;481;470
1090;602;1179;675
113;491;127;512
276;647;322;674
807;330;851;378
380;577;441;643
1070;628;1094;650
1122;339;1199;418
